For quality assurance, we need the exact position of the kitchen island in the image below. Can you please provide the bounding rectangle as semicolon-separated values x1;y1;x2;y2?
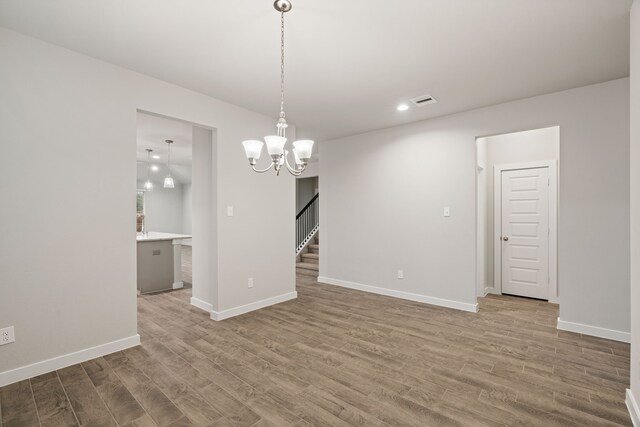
137;232;191;294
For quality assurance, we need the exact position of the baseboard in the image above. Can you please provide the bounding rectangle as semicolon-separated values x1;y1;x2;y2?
172;281;184;290
190;297;213;313
0;335;140;387
627;389;640;427
318;276;478;313
211;292;298;321
483;287;500;297
557;318;630;343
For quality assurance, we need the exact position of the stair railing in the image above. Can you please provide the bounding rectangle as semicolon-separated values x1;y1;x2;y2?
296;193;319;253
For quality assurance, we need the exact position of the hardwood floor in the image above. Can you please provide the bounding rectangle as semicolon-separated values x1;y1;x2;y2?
0;274;632;426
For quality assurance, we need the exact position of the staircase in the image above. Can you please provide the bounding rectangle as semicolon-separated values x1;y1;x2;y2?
296;235;319;277
296;193;319;278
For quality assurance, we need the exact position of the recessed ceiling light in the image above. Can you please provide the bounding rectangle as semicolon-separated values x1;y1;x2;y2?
152;155;160;159
397;104;409;111
151;165;159;172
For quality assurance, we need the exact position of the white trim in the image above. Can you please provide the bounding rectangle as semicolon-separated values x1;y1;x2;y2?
493;159;558;301
627;389;640;427
0;335;140;387
318;276;479;313
211;292;297;321
557;317;630;343
483;287;500;297
172;281;184;289
190;297;213;313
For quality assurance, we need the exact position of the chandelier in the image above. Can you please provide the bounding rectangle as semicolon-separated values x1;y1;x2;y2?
241;0;314;176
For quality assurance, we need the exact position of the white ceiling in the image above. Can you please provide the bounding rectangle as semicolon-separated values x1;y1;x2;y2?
0;0;632;141
136;112;192;185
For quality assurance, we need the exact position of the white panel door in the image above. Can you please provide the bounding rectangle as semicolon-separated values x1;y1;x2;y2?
501;167;549;300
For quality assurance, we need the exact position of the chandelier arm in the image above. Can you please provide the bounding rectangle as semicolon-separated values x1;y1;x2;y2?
284;155;305;176
252;162;276;173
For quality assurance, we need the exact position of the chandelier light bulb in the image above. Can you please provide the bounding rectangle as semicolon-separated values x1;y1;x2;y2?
264;135;287;157
242;140;264;164
292;140;313;162
293;149;302;167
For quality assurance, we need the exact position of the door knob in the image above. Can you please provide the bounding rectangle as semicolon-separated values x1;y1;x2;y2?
502;236;509;241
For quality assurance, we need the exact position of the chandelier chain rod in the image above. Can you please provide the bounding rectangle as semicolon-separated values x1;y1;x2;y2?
280;9;285;119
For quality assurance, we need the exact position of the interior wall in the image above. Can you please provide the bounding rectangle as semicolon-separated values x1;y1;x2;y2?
182;183;193;246
136;182;184;233
296;177;319;213
298;161;319;178
476;139;487;297
479;126;560;293
191;126;216;310
0;27;295;380
320;78;629;335
629;0;639;414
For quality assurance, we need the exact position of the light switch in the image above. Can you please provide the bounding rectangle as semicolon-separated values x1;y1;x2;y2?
444;207;450;217
227;206;234;217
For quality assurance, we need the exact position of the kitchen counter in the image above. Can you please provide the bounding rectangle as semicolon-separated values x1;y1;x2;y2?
136;232;191;242
137;232;192;294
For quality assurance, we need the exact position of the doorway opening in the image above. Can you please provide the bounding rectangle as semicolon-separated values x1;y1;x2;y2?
476;126;559;303
135;111;217;314
295;172;319;281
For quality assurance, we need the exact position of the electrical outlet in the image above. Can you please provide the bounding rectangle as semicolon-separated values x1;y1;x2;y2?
248;278;254;288
0;326;15;346
397;270;404;279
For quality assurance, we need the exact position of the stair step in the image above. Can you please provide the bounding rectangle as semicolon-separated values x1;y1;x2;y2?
308;244;319;254
301;253;319;260
296;268;318;277
296;262;319;271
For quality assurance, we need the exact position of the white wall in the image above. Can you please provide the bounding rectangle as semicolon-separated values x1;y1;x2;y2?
191;126;216;311
320;78;629;335
296;177;318;213
0;27;295;381
629;0;640;417
479;127;559;293
182;183;193;245
136;182;184;233
297;160;319;178
476;139;487;297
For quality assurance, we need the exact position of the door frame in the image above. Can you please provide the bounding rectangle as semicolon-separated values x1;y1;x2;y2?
493;160;558;302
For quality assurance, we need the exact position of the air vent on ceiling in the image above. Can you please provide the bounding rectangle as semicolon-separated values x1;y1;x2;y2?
411;94;437;107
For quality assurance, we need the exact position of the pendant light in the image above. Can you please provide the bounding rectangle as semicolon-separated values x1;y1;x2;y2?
241;0;314;176
144;149;154;191
163;139;175;189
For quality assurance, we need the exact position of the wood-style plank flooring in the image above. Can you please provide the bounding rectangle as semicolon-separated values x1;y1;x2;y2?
0;274;632;426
